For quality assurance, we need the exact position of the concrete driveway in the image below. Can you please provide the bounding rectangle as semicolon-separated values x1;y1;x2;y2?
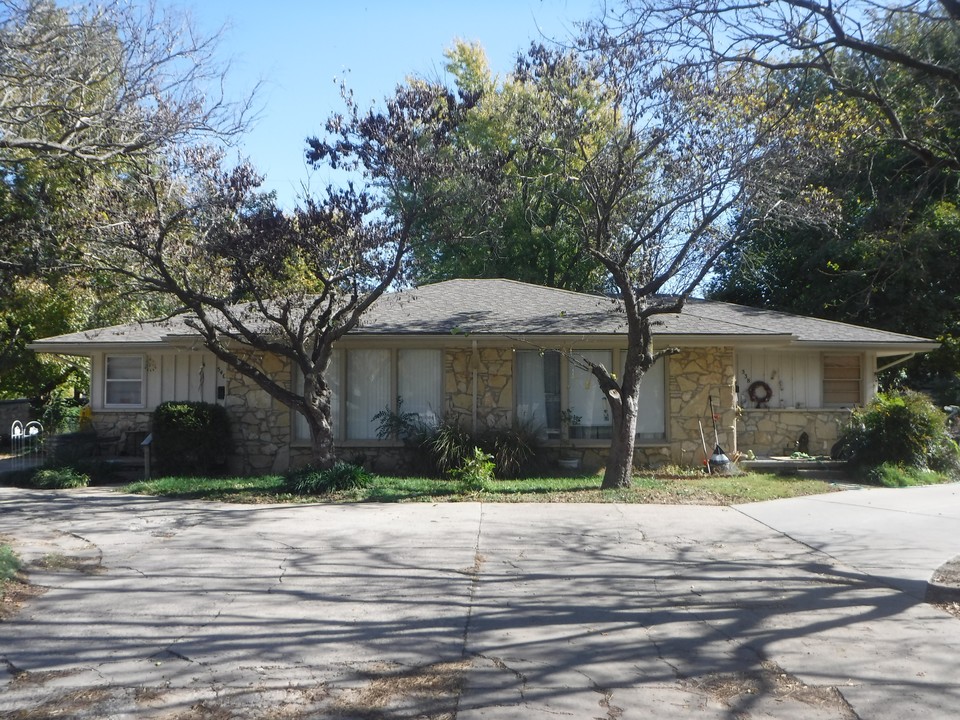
1;484;958;719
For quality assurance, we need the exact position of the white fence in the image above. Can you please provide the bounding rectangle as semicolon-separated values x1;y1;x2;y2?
9;420;44;471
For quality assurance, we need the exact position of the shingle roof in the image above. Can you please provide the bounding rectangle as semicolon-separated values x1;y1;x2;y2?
30;278;936;353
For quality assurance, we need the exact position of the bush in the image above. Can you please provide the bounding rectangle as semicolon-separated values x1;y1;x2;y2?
41;396;84;434
426;420;474;476
152;401;232;476
479;423;540;479
287;461;371;495
836;391;960;477
418;419;543;479
30;467;91;489
449;447;495;492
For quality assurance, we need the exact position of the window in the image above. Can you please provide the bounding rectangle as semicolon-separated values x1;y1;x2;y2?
516;349;667;442
105;355;144;407
346;349;391;440
634;359;666;441
569;350;612;439
296;348;442;442
823;354;862;406
398;349;442;429
516;351;561;438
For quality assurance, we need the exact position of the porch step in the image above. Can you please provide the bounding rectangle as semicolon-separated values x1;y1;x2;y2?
101;456;147;483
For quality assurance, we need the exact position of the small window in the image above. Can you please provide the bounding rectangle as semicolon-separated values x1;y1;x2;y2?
823;355;862;406
105;355;144;407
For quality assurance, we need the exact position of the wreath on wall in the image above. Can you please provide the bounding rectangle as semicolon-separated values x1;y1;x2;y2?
747;380;773;408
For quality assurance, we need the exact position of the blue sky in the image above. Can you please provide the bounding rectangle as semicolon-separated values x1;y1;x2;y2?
184;0;602;207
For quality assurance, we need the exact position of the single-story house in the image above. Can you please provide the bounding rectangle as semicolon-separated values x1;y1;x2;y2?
30;278;938;474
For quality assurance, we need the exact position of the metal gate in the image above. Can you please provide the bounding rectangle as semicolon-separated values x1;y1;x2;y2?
10;420;44;471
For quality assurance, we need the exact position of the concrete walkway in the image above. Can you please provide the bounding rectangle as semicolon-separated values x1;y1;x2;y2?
0;484;958;719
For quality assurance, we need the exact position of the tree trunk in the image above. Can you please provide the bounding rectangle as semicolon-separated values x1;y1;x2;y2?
601;392;639;489
304;374;337;469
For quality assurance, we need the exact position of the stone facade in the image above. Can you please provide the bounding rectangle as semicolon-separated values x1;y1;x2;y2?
666;347;737;466
737;409;851;457
90;411;152;443
221;353;293;475
444;348;514;432
86;344;854;475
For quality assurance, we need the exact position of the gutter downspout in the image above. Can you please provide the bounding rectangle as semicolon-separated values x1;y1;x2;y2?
470;339;480;435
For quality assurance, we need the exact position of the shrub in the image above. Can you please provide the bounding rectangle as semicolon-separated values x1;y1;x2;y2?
867;462;952;488
30;467;91;489
836;391;960;477
418;419;543;479
41;397;84;434
479;422;540;479
449;447;495;492
152;401;232;476
287;461;371;495
427;420;473;476
373;397;424;440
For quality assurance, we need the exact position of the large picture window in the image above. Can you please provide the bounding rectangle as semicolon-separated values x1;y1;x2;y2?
515;349;667;443
398;348;442;429
346;349;391;440
569;350;612;439
104;355;144;407
634;359;666;441
295;348;442;442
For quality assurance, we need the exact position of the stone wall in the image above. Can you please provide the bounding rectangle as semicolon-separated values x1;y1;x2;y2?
221;353;293;475
0;399;33;437
90;411;152;442
444;348;514;431
737;409;851;457
667;347;737;466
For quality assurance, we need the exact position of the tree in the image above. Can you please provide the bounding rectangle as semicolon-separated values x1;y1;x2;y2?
407;41;608;292
599;1;960;171
0;0;252;162
0;0;255;400
498;39;823;488
697;6;960;398
84;82;467;468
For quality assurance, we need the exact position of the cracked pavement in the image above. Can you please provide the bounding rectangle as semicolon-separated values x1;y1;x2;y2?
1;484;959;718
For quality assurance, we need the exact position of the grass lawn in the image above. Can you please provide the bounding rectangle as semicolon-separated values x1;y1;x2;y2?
122;470;838;505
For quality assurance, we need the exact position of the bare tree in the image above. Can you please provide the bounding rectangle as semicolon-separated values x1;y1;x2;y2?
85;81;467;468
0;0;255;162
509;40;825;488
597;1;960;170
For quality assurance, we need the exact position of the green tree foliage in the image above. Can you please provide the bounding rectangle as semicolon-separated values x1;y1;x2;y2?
0;0;254;401
456;35;824;488
607;1;960;171
708;9;960;398
406;41;608;292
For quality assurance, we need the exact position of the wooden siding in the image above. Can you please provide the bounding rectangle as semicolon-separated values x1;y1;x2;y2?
736;351;822;409
90;350;223;411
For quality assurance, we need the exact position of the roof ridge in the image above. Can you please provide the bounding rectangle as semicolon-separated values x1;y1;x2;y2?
700;299;931;341
422;277;613;302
